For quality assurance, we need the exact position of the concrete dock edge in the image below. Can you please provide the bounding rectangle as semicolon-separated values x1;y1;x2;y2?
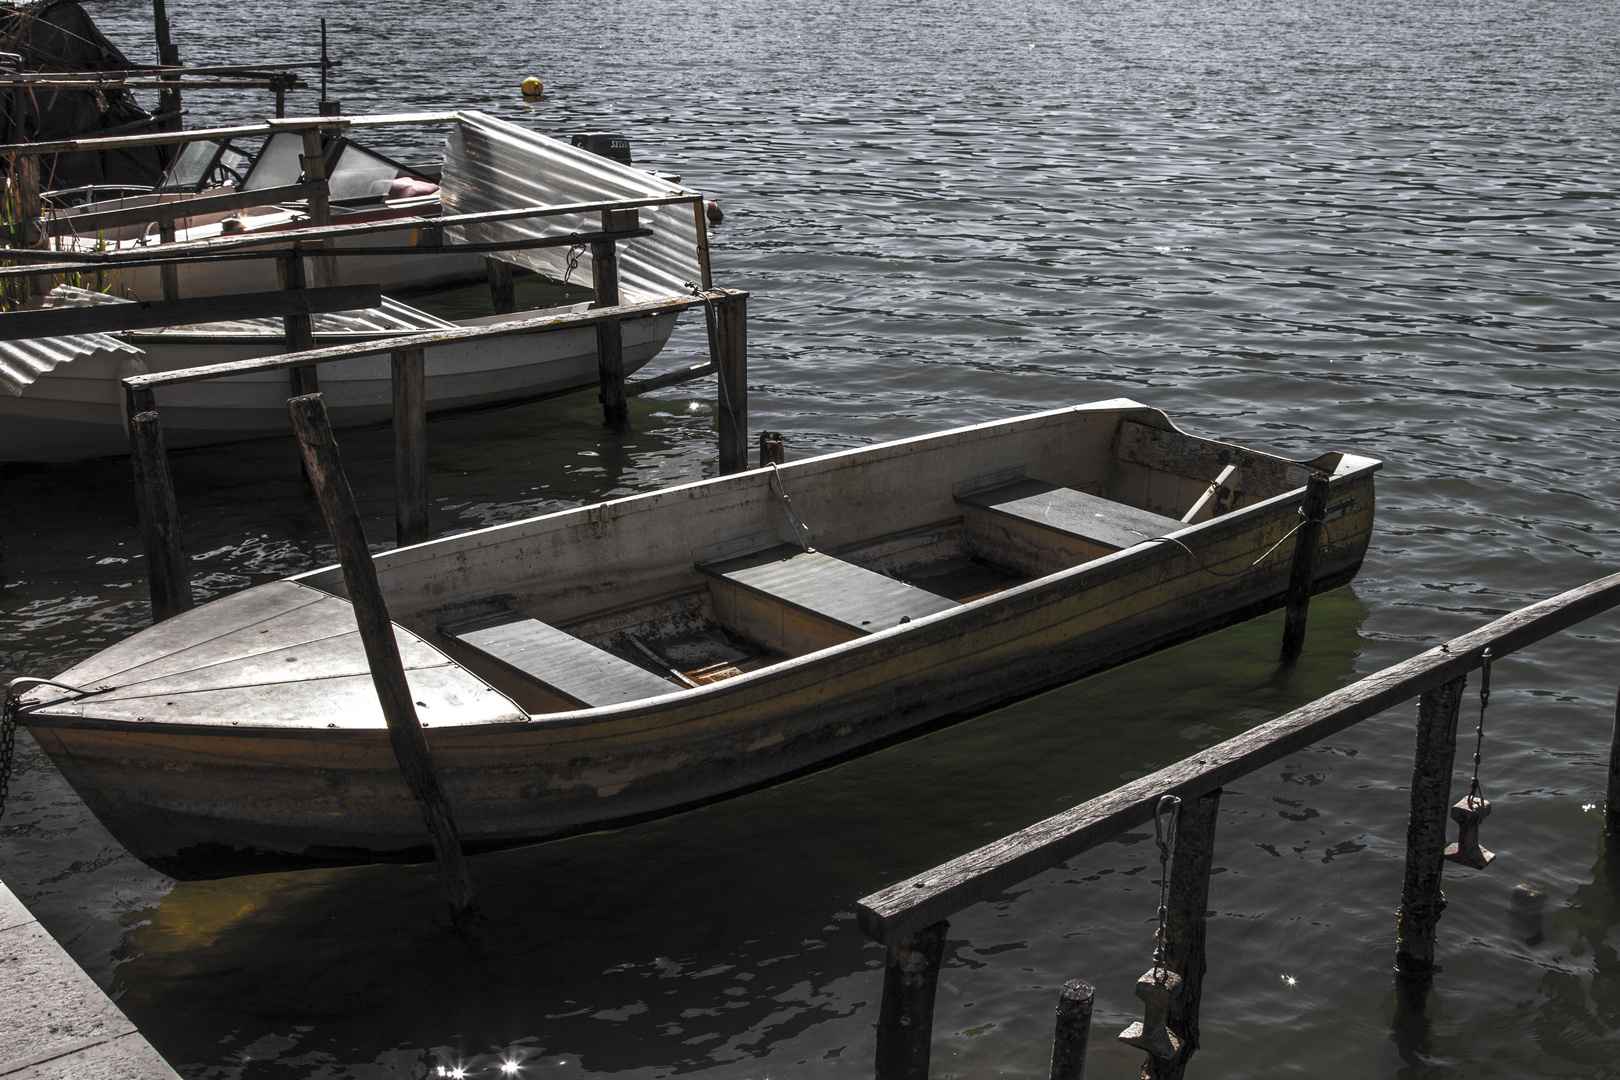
0;878;181;1080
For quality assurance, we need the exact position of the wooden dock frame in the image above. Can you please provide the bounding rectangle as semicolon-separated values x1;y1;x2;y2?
855;570;1620;1080
117;288;748;624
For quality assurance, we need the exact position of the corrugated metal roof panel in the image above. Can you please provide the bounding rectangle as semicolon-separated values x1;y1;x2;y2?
128;295;461;337
0;288;143;396
438;111;705;304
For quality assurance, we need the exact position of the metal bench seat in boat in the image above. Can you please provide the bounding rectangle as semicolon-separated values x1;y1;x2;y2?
956;479;1185;577
698;543;959;657
440;609;675;709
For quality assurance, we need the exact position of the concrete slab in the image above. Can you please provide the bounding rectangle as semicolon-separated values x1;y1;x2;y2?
0;879;180;1080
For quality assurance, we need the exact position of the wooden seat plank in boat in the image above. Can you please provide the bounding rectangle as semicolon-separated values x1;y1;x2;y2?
440;610;676;709
956;479;1186;577
699;544;959;656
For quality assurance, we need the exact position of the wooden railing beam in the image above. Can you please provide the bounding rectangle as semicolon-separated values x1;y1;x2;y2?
856;569;1620;943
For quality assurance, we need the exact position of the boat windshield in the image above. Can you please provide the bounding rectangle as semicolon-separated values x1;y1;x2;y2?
241;132;306;191
157;139;249;193
326;141;402;201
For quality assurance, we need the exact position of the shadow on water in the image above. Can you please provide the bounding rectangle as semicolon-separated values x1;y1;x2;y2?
108;590;1370;1076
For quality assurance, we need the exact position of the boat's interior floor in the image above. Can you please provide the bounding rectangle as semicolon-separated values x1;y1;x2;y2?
432;474;1189;716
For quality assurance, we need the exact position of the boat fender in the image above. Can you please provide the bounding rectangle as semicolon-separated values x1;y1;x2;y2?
521;76;544;98
706;199;723;224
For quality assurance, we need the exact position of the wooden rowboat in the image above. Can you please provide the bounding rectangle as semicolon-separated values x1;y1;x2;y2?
16;401;1380;877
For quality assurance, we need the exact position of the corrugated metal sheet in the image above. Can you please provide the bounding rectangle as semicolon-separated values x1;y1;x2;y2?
0;287;143;397
129;296;462;337
438;111;705;304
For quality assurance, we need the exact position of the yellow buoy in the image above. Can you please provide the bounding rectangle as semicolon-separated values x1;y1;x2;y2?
520;76;543;98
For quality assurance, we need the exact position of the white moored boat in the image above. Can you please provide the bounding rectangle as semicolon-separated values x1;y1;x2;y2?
0;294;679;461
14;401;1381;877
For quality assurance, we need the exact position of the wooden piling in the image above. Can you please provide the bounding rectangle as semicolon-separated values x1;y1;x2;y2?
759;430;785;468
129;411;193;623
1606;684;1620;845
281;252;319;397
391;347;429;548
714;293;748;475
158;217;180;300
1147;788;1221;1080
286;393;476;927
13;152;46;301
1279;470;1332;662
150;0;182;127
486;258;516;314
1394;675;1465;1003
592;210;627;425
1049;978;1095;1080
297;128;339;287
875;920;949;1080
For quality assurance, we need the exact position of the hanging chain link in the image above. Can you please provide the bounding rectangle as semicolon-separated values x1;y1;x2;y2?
562;244;585;286
0;689;19;820
1151;794;1182;979
1465;647;1492;805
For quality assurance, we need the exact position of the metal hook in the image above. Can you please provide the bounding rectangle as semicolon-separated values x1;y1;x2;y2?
1154;794;1182;857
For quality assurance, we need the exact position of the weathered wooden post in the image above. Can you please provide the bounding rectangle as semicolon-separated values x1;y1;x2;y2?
1394;675;1465;1006
157;212;181;300
1049;978;1095;1080
1606;684;1620;846
875;920;949;1080
759;430;785;468
286;393;477;927
592;209;628;424
150;0;182;127
486;258;516;314
714;292;748;475
281;250;319;397
391;347;429;547
298;127;339;287
1279;470;1332;662
12;152;46;302
1146;788;1221;1080
128;410;193;623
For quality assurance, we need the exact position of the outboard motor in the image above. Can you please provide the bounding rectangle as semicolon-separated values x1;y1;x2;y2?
571;133;632;166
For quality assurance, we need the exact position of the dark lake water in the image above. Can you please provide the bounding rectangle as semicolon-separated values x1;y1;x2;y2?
4;0;1620;1076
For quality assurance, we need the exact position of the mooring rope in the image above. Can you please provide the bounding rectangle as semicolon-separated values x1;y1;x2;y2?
768;462;813;549
1145;507;1330;580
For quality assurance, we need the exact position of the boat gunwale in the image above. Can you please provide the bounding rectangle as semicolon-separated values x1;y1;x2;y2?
20;439;1380;739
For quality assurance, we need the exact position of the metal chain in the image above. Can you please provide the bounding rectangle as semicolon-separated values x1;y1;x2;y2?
562;244;584;286
1466;647;1492;805
0;690;19;820
1151;794;1182;979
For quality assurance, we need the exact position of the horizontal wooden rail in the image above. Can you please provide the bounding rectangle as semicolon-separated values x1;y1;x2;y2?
0;228;654;278
123;290;745;391
0;111;460;158
855;568;1620;944
625;360;716;396
44;184;313;236
0;284;381;340
0;194;695;272
0;78;295;91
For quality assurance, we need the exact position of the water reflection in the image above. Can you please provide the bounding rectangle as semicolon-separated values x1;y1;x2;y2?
107;592;1367;1076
